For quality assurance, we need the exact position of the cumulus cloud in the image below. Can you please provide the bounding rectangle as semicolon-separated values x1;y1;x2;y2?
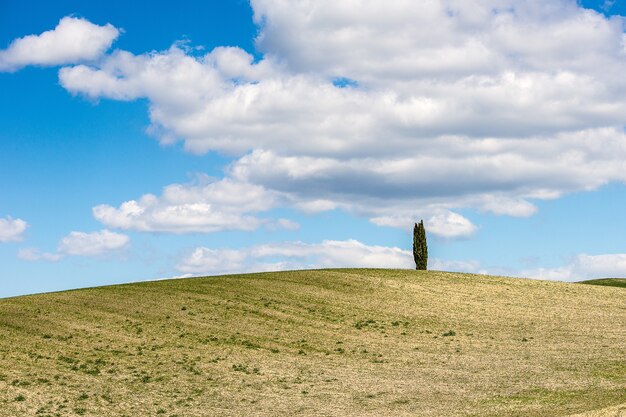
92;177;299;233
0;16;119;72
58;229;129;256
176;239;414;274
7;3;626;236
0;216;28;242
20;229;129;262
252;0;626;85
424;212;478;238
370;211;477;239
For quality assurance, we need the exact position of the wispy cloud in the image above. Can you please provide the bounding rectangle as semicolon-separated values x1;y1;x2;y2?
602;0;616;11
18;248;62;262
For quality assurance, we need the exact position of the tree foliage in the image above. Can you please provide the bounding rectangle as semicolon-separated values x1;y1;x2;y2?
413;220;428;270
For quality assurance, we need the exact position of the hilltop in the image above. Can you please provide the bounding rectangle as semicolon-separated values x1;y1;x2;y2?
0;269;624;416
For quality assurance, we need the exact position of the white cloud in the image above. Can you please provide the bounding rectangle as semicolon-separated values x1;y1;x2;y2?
0;16;119;72
252;0;626;85
370;211;477;239
176;240;626;281
177;239;415;274
6;3;626;236
176;247;248;274
429;258;485;274
521;253;626;281
425;212;478;239
92;177;297;233
17;248;62;262
176;243;626;282
269;218;301;231
294;199;338;213
57;229;129;257
254;239;414;268
177;246;626;281
478;195;538;217
0;216;28;242
18;229;130;262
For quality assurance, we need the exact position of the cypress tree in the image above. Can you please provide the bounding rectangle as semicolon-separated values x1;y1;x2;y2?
413;220;428;270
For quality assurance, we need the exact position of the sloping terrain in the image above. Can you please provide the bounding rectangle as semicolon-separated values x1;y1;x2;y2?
580;278;626;289
0;269;624;416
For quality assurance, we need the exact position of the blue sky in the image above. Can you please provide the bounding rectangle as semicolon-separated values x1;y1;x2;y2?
1;0;626;297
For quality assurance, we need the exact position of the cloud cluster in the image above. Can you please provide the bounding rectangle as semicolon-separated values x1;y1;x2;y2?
92;177;297;233
0;216;28;242
18;229;129;262
177;239;414;274
0;16;119;72
522;253;626;281
253;0;626;85
179;240;626;281
7;2;626;238
433;252;626;281
58;229;129;256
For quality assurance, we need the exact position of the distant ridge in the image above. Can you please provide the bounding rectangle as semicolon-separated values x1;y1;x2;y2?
579;278;626;289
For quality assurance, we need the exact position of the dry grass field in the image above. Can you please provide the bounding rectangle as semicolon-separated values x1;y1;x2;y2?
0;269;624;416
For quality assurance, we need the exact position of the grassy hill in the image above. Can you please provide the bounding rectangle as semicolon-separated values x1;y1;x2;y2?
579;278;626;289
0;269;624;416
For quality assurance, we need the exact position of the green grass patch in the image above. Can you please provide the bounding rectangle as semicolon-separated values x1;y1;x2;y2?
578;278;626;288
